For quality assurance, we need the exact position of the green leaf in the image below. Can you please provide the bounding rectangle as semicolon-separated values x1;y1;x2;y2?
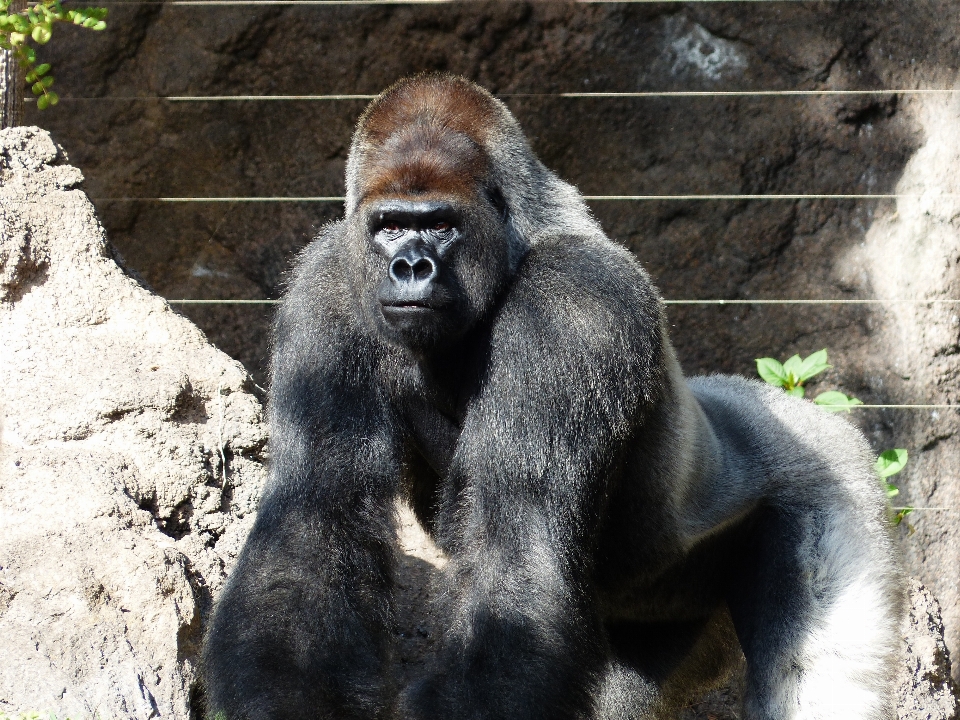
32;22;51;43
756;357;788;387
35;62;50;76
892;507;913;526
40;74;53;88
782;354;803;381
32;81;44;95
797;349;831;382
46;90;59;106
875;449;908;479
37;93;50;109
885;482;899;499
813;391;863;413
786;385;805;398
91;18;105;29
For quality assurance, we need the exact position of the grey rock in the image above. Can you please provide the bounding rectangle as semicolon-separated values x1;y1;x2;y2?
897;580;960;720
0;126;267;719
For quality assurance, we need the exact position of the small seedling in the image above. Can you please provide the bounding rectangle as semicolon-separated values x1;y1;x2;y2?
876;448;913;526
756;349;862;411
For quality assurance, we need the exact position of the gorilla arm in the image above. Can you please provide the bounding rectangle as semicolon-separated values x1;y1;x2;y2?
202;229;402;720
404;234;668;720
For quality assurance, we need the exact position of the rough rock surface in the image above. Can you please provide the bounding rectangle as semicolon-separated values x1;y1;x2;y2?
0;126;267;718
3;129;959;718
896;580;960;720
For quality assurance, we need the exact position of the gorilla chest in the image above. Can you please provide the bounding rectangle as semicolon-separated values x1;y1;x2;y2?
398;392;463;478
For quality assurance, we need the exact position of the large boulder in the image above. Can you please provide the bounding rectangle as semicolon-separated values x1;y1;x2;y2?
0;126;267;719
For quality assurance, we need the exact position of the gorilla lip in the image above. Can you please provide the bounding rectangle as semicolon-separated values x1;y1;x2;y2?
380;300;436;315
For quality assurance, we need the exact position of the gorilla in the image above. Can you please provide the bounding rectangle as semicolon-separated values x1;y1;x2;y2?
203;74;902;720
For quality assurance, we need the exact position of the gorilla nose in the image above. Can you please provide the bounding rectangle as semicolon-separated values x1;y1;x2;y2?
389;252;437;286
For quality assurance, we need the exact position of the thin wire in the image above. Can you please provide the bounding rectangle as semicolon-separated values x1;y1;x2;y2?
170;299;279;303
165;299;960;308
93;0;851;5
166;94;375;101
891;508;957;512
550;90;960;98
91;196;347;202
166;298;960;306
582;194;954;201
90;194;960;202
663;299;960;305
42;89;960;102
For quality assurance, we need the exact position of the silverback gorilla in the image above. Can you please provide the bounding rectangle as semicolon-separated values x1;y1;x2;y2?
203;74;902;720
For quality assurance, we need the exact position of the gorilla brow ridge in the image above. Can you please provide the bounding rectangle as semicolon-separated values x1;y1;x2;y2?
361;122;489;202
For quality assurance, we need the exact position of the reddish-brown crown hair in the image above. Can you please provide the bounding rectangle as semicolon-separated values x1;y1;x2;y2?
352;75;502;204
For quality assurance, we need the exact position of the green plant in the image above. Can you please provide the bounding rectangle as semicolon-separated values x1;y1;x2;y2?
0;0;107;109
755;349;912;525
876;448;913;526
755;349;862;411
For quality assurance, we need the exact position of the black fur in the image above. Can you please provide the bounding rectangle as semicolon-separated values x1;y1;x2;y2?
203;75;902;720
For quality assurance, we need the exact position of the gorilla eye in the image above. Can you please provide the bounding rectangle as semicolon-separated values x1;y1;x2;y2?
383;222;401;232
432;221;452;232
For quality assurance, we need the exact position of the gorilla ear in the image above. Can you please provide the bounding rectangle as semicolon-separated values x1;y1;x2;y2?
486;186;510;222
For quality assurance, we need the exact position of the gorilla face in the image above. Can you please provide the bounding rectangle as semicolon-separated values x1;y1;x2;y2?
357;193;513;355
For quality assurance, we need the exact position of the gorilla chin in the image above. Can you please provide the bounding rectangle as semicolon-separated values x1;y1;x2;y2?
203;73;903;720
377;302;459;354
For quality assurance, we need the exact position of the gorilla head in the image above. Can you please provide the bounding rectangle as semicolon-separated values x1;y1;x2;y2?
343;77;526;354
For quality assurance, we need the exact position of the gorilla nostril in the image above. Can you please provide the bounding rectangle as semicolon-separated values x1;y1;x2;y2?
412;258;435;282
390;257;414;282
390;255;435;284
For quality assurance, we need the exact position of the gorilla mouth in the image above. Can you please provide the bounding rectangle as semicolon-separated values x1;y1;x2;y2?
382;301;433;311
380;301;439;321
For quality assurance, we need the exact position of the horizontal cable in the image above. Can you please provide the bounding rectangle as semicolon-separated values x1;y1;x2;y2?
165;300;958;411
91;196;346;202
167;299;960;306
170;299;279;303
92;0;854;5
166;299;960;308
91;194;959;202
891;508;957;512
36;89;960;102
663;299;960;305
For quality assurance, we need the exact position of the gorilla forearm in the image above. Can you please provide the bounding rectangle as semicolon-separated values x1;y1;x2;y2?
406;522;607;720
204;509;395;719
204;299;404;719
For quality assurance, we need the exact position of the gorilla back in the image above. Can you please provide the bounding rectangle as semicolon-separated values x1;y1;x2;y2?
203;74;902;720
